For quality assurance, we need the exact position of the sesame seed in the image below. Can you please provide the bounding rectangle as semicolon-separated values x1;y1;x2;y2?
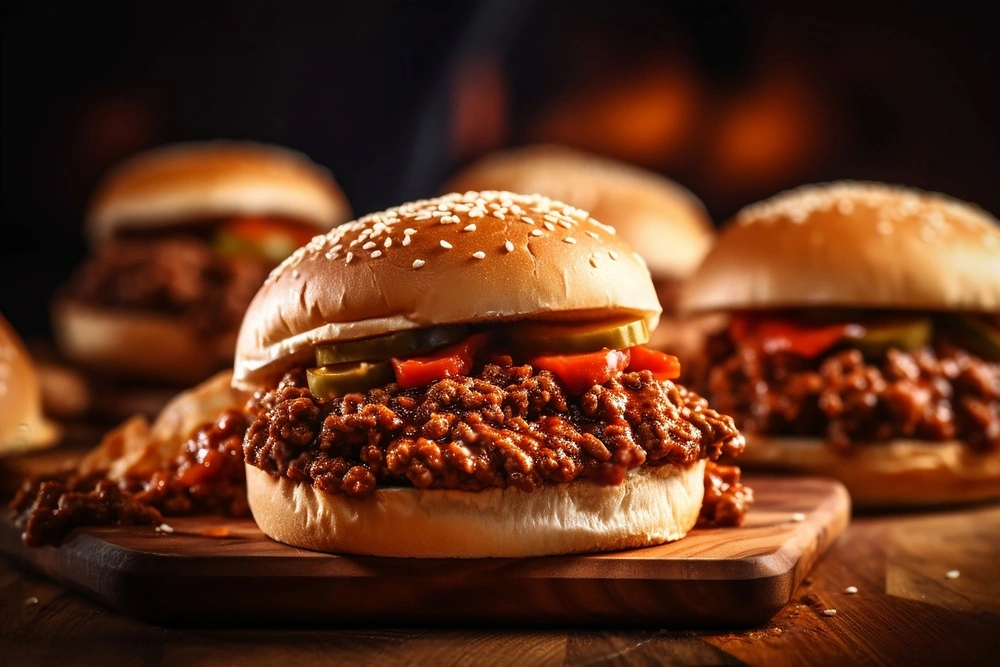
402;235;412;246
544;221;556;231
404;228;416;235
522;217;534;225
823;609;838;617
440;240;453;249
589;256;598;268
370;250;382;258
362;241;377;250
946;570;960;579
349;239;360;247
326;251;340;260
609;251;619;261
345;252;354;263
384;238;392;248
331;244;343;252
412;259;425;269
472;251;486;260
504;240;514;252
531;229;543;237
463;224;477;232
564;237;577;244
844;586;858;594
24;596;38;606
157;523;175;534
469;208;485;218
291;269;300;279
586;231;600;239
493;211;505;219
791;512;806;522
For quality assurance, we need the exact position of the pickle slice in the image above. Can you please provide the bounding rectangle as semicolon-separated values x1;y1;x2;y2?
307;361;395;399
847;318;932;357
945;315;1000;361
315;325;470;366
506;318;650;356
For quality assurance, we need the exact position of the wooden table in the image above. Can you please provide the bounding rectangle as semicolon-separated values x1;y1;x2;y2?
2;499;998;665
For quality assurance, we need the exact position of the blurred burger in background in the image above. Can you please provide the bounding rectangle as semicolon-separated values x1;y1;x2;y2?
442;145;717;363
0;314;59;455
682;182;1000;508
53;141;351;387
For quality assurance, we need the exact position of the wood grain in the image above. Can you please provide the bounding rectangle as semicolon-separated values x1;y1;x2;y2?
0;476;847;628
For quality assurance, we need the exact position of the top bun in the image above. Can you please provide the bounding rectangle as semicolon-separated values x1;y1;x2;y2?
681;181;1000;314
0;315;59;454
87;141;351;239
234;191;662;389
442;145;714;279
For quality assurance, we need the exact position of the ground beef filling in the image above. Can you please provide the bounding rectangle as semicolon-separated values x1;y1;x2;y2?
244;364;746;502
698;461;754;528
66;236;271;335
10;410;251;547
705;338;1000;451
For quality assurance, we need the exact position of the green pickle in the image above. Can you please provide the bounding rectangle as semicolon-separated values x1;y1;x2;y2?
848;318;932;357
505;318;649;356
307;361;395;399
315;325;469;366
946;315;1000;361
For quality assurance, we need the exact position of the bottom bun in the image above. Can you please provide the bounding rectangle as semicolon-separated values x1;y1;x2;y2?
53;299;234;385
738;436;1000;508
246;459;706;557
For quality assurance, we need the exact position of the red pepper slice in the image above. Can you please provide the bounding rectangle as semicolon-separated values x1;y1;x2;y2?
732;316;852;359
222;216;318;248
531;348;631;394
392;333;489;389
626;345;681;380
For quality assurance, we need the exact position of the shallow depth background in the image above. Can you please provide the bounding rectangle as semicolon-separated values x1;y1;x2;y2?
3;0;998;336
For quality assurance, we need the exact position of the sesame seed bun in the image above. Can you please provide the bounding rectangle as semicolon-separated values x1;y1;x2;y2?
0;315;59;454
734;436;1000;509
443;145;715;280
245;460;705;558
233;191;662;390
87;141;351;239
681;181;1000;314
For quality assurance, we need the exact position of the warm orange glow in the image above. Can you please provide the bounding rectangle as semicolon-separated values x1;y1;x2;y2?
705;70;829;192
528;62;701;165
450;58;508;161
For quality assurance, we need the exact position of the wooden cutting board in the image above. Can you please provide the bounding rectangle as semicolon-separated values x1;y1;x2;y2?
0;475;849;628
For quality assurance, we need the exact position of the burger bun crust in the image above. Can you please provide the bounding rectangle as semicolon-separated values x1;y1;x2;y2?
87;140;351;239
681;181;1000;314
736;436;1000;508
246;460;705;557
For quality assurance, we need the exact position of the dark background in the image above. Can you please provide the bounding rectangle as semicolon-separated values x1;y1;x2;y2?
3;0;998;338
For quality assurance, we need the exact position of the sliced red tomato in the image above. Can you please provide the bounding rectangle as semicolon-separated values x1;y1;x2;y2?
733;316;852;359
531;348;631;394
392;333;489;389
626;346;681;380
222;216;318;247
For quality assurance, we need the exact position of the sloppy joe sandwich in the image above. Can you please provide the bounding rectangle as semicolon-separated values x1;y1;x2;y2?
235;190;749;557
53;141;352;385
682;181;1000;507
